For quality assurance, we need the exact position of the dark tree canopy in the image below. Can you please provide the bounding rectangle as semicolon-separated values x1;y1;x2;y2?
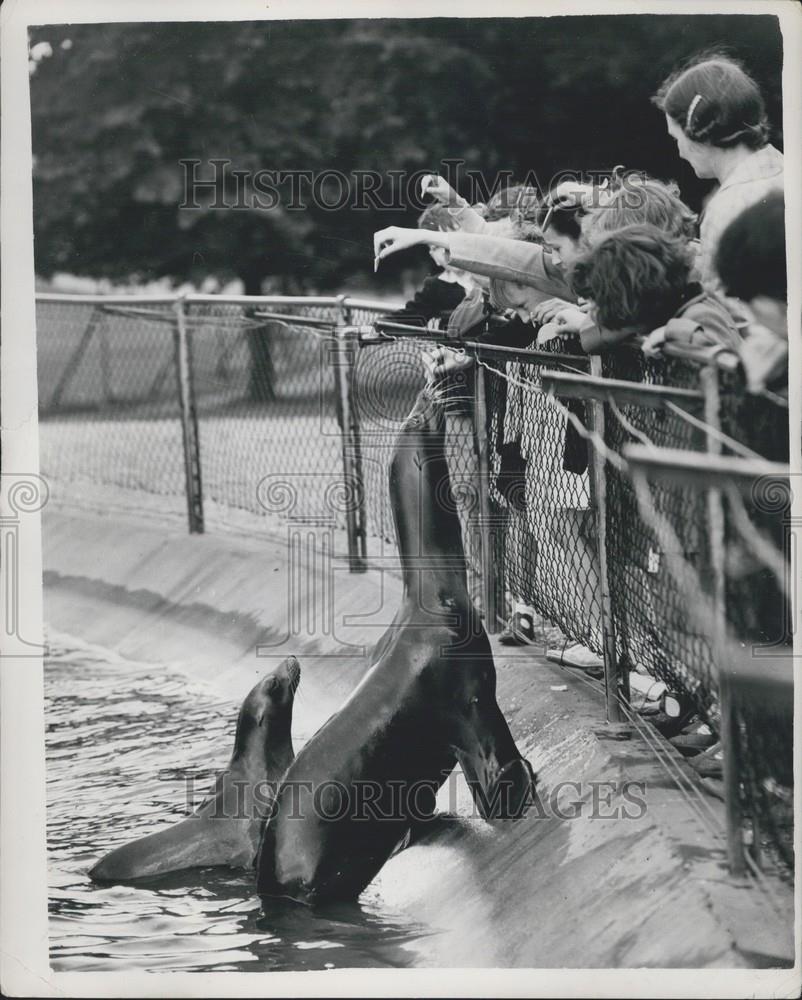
29;16;783;293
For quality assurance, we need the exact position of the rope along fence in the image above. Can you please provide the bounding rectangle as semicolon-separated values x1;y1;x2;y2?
36;292;793;875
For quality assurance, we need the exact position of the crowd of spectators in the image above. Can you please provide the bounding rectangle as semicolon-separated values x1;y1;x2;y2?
371;52;788;653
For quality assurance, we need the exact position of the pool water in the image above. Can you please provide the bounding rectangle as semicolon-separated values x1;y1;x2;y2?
45;634;439;972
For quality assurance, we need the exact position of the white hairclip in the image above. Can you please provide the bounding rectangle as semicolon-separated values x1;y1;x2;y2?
686;94;703;131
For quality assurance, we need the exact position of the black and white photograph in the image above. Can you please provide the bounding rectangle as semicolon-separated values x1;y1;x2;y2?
1;0;800;995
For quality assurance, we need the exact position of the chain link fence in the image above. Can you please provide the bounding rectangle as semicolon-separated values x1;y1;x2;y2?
37;297;187;520
481;339;599;651
601;350;719;718
37;292;792;875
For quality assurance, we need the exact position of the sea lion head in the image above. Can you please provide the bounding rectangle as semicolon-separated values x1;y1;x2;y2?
399;381;447;438
425;648;536;820
233;656;300;759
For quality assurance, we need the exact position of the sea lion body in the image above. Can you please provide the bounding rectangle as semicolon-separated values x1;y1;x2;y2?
89;656;300;882
257;388;535;905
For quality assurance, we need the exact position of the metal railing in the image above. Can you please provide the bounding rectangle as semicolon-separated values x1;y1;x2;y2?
36;291;793;877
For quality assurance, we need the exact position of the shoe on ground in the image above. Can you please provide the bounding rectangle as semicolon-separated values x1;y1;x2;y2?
546;642;604;678
688;752;724;779
498;611;535;646
647;710;697;739
670;731;717;757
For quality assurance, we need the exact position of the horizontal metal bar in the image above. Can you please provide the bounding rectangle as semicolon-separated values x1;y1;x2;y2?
624;444;789;493
613;333;742;373
253;311;336;328
98;304;176;322
661;341;742;373
36;292;181;305
186;294;342;307
342;296;404;312
541;371;703;408
462;340;590;367
366;322;591;365
31;292;742;375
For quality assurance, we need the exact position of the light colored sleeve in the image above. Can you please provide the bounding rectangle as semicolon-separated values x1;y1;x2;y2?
447;201;489;234
700;178;784;293
663;300;741;353
446;233;571;298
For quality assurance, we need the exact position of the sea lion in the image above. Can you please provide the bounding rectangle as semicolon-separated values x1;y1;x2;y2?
256;386;536;905
89;655;300;882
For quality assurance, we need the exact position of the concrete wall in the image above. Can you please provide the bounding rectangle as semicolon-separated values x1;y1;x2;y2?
42;507;793;969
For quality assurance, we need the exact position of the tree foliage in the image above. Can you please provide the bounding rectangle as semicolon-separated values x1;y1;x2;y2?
29;16;783;292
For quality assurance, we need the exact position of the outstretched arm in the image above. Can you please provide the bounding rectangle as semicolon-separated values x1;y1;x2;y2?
374;227;570;299
420;174;489;234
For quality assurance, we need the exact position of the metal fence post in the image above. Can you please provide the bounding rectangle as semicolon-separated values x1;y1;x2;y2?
473;363;499;633
719;671;746;875
173;298;204;534
334;298;367;572
586;355;625;723
701;362;746;874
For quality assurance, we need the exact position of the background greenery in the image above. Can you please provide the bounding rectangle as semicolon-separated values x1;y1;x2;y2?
29;16;784;294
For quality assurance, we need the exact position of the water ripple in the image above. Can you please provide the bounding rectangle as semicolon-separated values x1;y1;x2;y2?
45;632;436;971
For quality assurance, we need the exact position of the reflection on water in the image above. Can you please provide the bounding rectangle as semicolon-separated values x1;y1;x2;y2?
45;634;437;971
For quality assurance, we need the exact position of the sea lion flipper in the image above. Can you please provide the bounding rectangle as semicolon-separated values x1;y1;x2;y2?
89;816;250;883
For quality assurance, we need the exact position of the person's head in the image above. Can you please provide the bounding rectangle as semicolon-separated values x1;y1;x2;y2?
484;184;540;223
584;174;697;243
418;204;460;268
537;196;586;267
715;191;787;338
489;279;549;325
488;223;550;323
570;224;694;334
653;56;769;179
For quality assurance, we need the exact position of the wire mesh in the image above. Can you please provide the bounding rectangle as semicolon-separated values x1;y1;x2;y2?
481;338;599;648
716;383;793;878
36;299;187;518
36;291;793;875
601;350;718;717
733;682;794;878
184;300;346;535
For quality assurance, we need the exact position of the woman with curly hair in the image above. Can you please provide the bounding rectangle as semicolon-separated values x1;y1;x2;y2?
569;223;740;354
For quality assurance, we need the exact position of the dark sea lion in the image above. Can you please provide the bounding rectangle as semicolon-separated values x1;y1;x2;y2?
256;386;536;905
89;656;300;882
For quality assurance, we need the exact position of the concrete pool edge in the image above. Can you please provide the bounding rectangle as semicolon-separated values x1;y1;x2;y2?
41;506;795;969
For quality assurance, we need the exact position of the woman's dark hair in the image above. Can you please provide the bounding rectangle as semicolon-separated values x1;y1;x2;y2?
570;224;694;332
417;204;460;232
715;191;786;302
537;198;585;241
653;55;769;150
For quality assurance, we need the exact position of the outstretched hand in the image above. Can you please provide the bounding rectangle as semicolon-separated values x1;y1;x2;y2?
420;174;462;206
373;227;427;270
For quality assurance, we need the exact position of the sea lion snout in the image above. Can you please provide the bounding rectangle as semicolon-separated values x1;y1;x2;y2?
267;655;301;693
492;756;537;819
402;386;446;435
283;656;301;694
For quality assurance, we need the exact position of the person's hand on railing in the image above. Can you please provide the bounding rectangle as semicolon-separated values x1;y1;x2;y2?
530;297;575;326
641;325;667;357
421;345;473;380
536;303;588;342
